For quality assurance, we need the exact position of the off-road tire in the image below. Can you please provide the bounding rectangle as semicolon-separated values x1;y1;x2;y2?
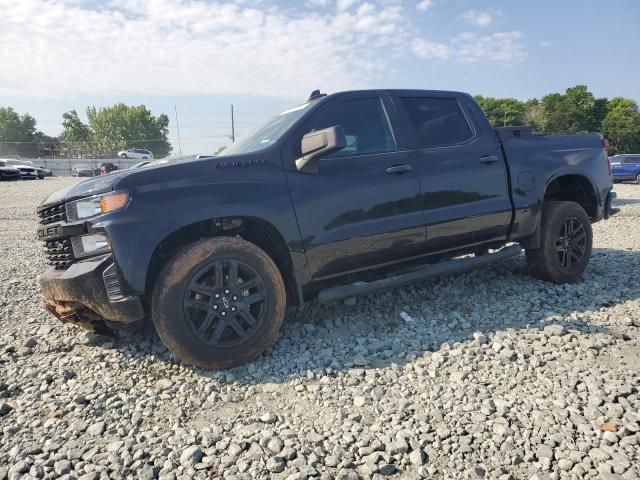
152;236;286;369
526;201;592;283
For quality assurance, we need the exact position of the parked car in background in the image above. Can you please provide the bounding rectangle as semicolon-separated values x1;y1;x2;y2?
130;160;152;169
610;154;640;183
36;164;53;177
118;148;154;159
72;165;96;177
98;162;119;175
0;159;22;181
7;159;44;179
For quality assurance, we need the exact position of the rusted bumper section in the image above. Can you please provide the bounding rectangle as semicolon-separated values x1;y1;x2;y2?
39;255;145;331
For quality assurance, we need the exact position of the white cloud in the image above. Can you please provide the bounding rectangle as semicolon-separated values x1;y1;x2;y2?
461;10;492;27
0;0;408;99
336;0;358;11
539;40;552;48
0;0;528;100
416;0;432;11
452;31;526;62
411;39;449;59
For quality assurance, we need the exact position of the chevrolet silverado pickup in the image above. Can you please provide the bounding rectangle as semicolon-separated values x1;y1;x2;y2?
37;89;616;368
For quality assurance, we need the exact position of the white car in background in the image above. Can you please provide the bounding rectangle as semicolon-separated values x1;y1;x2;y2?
117;148;154;159
7;159;44;179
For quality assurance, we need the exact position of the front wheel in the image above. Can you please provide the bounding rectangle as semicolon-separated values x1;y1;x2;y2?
525;201;592;283
119;154;127;159
152;236;286;369
636;173;640;185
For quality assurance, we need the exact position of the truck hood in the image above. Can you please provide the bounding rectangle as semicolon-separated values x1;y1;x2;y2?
39;169;133;207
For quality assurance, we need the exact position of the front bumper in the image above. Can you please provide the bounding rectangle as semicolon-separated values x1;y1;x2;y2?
39;254;145;328
0;171;21;180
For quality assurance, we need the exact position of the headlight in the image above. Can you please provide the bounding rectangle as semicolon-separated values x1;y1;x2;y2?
66;191;130;221
71;233;111;258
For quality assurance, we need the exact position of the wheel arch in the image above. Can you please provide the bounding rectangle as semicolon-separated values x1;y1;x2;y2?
144;216;301;308
544;173;598;219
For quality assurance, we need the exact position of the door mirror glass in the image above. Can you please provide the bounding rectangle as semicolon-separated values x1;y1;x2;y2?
296;126;346;173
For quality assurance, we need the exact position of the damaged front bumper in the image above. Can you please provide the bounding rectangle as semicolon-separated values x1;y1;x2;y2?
39;254;145;331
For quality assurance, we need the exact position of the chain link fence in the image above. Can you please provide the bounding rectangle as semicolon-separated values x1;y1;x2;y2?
33;158;142;176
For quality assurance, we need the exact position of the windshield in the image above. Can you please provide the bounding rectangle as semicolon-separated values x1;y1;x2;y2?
220;102;312;156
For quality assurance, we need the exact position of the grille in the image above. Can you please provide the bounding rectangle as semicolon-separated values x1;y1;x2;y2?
44;238;76;270
39;203;74;269
39;203;67;225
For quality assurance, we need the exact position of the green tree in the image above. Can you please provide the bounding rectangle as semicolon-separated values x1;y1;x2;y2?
85;104;171;158
602;97;640;155
0;107;40;156
537;85;607;134
61;110;91;146
474;96;527;127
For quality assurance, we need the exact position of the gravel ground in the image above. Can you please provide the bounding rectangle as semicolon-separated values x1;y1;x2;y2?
1;177;639;480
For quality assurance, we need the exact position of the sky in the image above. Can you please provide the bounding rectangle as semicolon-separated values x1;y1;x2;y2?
1;0;639;154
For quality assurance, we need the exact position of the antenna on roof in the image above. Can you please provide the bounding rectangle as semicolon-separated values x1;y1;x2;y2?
308;89;327;101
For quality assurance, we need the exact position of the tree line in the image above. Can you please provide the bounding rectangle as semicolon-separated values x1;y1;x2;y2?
1;85;639;158
0;103;171;158
475;85;640;155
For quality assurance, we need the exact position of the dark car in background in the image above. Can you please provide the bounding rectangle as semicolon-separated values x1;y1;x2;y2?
72;165;96;177
611;154;640;183
0;160;22;181
98;162;119;175
37;164;53;177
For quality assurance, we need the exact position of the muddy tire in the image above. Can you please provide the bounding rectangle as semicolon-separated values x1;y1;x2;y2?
152;236;286;369
525;201;592;283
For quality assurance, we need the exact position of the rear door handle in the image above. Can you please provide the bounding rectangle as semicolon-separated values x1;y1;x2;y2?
385;164;413;174
479;155;499;164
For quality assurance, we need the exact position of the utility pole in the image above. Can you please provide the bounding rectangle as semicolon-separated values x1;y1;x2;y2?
503;110;507;127
174;105;183;155
230;104;235;143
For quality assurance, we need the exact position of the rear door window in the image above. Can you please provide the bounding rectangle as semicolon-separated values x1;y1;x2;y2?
398;97;473;148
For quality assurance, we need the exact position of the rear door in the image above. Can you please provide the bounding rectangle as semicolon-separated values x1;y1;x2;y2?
284;94;425;280
391;93;512;252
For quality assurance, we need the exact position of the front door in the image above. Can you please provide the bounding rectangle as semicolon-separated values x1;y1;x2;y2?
285;95;425;280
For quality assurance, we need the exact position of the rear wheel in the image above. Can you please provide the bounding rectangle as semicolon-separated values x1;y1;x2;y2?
119;154;128;159
525;201;592;283
152;236;286;369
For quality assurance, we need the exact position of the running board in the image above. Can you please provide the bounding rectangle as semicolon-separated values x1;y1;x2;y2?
317;244;522;304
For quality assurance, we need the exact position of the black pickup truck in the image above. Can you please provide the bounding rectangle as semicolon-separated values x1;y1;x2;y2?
37;89;616;368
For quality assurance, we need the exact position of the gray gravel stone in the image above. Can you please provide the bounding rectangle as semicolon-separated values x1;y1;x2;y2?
0;178;638;480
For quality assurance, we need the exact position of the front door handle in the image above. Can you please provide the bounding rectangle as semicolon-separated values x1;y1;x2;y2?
479;155;499;164
385;164;413;174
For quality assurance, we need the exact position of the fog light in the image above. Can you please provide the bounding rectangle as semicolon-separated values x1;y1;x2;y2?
71;233;111;258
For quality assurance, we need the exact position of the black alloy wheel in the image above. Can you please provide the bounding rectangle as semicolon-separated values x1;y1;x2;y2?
183;259;266;349
555;217;587;269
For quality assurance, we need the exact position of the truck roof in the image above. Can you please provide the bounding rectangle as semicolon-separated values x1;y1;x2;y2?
311;88;471;101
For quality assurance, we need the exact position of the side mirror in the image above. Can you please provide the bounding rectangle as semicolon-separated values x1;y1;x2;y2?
295;126;346;174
